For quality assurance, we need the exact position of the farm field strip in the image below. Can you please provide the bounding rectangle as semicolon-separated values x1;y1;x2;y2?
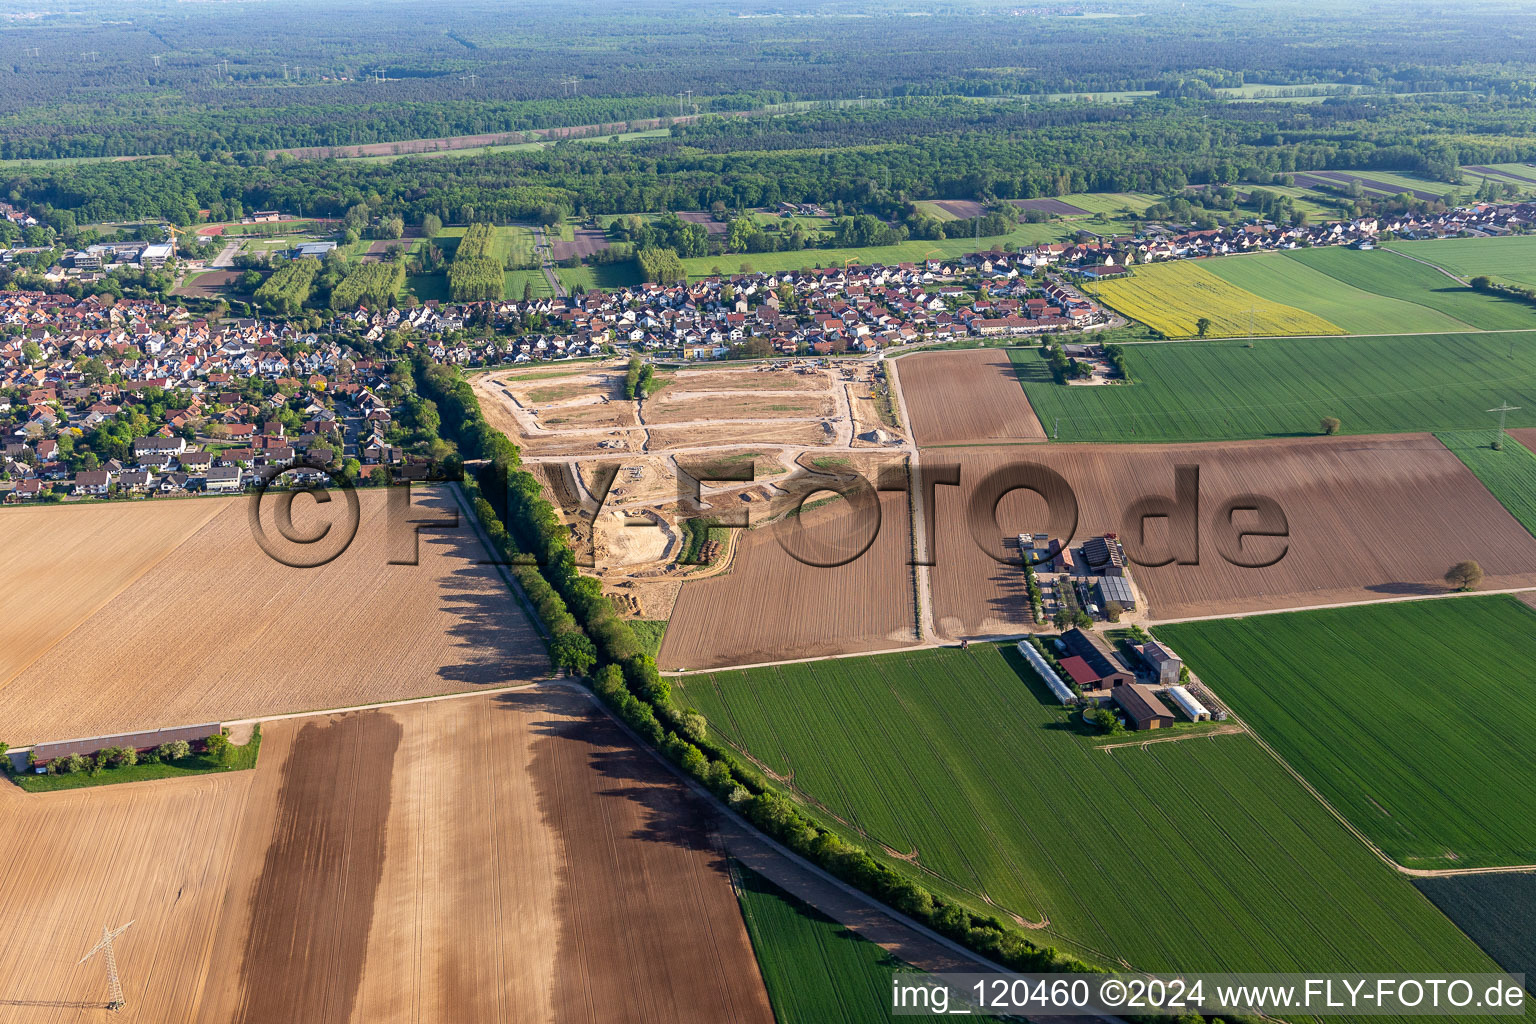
1009;332;1536;443
1202;252;1475;334
1282;247;1536;331
676;645;1498;990
1435;430;1536;537
735;865;1001;1023
0;488;550;745
1156;597;1536;869
0;690;772;1023
1413;874;1536;983
1386;235;1536;291
1092;260;1344;338
659;491;918;670
925;438;1536;631
897;348;1046;445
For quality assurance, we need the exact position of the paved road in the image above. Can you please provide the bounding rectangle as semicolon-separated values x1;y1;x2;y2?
533;226;566;297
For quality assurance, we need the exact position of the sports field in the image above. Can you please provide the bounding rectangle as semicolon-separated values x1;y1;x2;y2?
1202;252;1475;334
1091;260;1344;338
1388;235;1536;290
1284;247;1536;330
1009;332;1536;443
1156;597;1536;869
675;645;1497;980
1436;430;1536;537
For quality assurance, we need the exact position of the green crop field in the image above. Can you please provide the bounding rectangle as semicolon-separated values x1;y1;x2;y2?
1414;875;1536;984
1284;248;1536;330
1092;260;1344;338
676;646;1496;983
1387;236;1536;290
1203;252;1475;334
504;268;554;300
1436;430;1536;537
558;262;642;292
735;866;991;1023
1008;332;1536;443
677;221;1072;280
1054;192;1160;216
1156;597;1536;870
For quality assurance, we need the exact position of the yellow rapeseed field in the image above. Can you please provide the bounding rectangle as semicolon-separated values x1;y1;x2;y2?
1093;260;1345;338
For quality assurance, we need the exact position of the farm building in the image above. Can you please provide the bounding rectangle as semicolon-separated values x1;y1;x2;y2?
1165;685;1210;722
1081;535;1128;575
1057;628;1134;694
15;723;221;772
1018;640;1077;704
1113;683;1175;730
1139;640;1183;685
1092;575;1136;612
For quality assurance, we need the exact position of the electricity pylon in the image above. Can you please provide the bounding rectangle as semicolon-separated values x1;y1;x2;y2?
78;921;134;1011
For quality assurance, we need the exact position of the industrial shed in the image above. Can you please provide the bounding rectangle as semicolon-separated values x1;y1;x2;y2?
1092;575;1136;611
1058;628;1134;689
1139;640;1183;685
1018;641;1077;704
1113;684;1175;730
1165;685;1210;722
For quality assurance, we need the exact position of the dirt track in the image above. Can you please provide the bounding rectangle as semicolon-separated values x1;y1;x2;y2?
896;349;1047;446
0;690;772;1023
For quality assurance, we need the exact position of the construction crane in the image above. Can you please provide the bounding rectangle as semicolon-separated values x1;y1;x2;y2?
78;921;134;1011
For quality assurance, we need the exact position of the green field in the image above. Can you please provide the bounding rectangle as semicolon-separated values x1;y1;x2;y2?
676;646;1496;980
504;268;555;300
558;262;643;292
677;221;1072;280
1387;235;1536;291
1284;247;1536;330
1436;430;1536;537
1053;192;1161;216
1414;874;1536;984
1092;260;1344;337
1203;252;1475;334
1009;331;1536;443
736;866;989;1023
1156;597;1536;869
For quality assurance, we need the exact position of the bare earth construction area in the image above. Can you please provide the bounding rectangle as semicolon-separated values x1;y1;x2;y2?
0;487;549;745
0;689;772;1023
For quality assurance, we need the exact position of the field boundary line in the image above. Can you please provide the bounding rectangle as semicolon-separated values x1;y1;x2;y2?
1383;246;1471;286
1230;707;1536;879
540;680;1055;981
1150;584;1536;625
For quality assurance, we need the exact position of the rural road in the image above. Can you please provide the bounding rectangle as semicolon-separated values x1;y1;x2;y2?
885;356;938;642
534;226;566;297
210;240;240;268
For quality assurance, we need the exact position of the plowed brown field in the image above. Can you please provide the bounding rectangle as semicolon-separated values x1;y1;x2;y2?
928;434;1536;635
0;499;226;691
0;689;772;1024
0;487;548;745
896;349;1047;446
660;490;918;669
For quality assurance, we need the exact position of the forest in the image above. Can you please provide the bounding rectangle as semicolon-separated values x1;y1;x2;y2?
6;0;1536;159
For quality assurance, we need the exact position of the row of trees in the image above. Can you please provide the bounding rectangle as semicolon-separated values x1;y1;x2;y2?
418;354;1166;984
447;223;505;301
330;261;405;310
636;246;686;284
253;257;320;315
